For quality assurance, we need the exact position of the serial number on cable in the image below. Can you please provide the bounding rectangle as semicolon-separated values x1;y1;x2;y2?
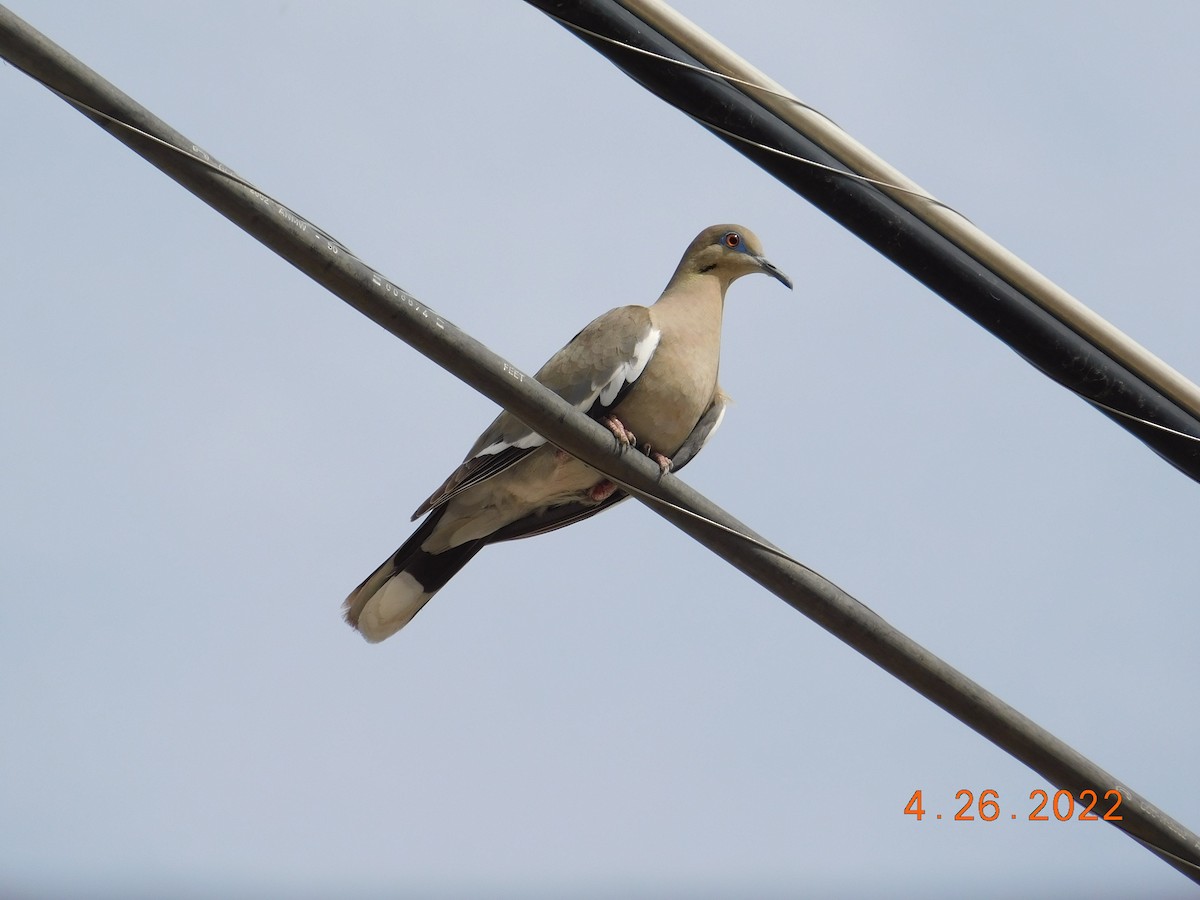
904;788;1124;822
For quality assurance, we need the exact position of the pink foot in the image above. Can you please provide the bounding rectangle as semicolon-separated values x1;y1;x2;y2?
589;479;619;502
642;443;673;475
602;415;636;448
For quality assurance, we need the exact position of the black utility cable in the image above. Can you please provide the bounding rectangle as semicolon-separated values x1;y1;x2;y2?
528;0;1200;485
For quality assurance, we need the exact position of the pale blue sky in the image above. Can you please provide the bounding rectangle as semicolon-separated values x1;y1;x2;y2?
3;3;1198;897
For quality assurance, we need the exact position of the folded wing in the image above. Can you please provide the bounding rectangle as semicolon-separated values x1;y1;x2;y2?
412;305;661;519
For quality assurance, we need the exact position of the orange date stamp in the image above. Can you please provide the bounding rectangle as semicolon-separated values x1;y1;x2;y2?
904;788;1124;822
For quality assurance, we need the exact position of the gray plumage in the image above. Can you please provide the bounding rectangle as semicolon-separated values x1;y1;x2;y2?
344;224;791;642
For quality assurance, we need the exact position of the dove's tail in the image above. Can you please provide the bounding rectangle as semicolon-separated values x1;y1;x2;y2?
342;507;485;643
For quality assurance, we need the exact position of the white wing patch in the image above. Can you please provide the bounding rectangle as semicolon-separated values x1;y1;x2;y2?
476;431;547;456
471;326;659;461
597;327;660;408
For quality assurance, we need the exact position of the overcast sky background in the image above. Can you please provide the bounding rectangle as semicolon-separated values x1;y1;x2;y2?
3;3;1199;897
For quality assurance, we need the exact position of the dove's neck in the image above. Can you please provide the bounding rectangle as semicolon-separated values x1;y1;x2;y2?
650;272;726;371
654;270;726;317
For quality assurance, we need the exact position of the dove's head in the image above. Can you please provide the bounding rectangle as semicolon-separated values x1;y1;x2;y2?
671;224;792;292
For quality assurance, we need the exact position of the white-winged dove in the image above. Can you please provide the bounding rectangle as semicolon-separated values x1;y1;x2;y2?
344;224;791;642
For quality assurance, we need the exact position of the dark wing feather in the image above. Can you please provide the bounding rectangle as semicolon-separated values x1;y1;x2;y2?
488;491;631;543
671;388;729;472
411;445;530;520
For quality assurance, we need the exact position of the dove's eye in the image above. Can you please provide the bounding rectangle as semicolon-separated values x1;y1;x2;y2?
723;231;741;249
